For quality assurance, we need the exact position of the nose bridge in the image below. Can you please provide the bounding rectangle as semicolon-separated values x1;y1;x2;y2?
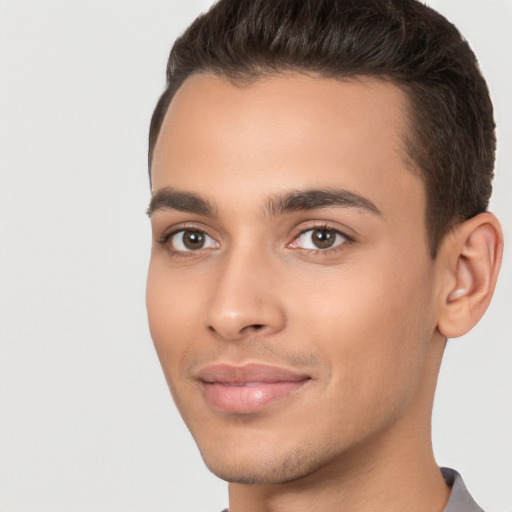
205;240;285;340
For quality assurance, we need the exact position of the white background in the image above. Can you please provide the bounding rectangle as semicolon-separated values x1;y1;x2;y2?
0;1;510;511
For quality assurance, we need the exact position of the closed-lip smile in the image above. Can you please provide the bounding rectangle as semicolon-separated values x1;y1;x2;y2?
196;363;311;414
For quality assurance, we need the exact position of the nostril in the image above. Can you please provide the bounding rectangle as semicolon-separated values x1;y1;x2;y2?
239;323;266;335
207;323;265;336
250;324;264;330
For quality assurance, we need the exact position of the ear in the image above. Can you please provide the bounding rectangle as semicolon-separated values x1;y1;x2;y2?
437;212;503;339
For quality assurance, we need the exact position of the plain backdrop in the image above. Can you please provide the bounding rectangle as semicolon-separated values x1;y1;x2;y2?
0;1;510;511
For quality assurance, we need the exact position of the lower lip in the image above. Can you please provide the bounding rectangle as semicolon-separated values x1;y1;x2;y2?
201;380;309;414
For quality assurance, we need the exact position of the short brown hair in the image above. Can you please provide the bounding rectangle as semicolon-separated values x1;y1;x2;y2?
148;0;496;257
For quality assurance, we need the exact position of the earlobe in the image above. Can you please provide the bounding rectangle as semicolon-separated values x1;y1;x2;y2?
437;212;503;339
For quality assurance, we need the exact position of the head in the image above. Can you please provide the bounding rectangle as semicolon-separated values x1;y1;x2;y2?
146;0;502;489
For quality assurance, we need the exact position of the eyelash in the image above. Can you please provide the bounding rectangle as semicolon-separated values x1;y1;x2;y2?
158;224;217;258
289;224;354;256
157;223;354;258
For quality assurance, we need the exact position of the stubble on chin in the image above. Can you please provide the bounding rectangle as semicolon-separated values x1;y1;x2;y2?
198;440;338;485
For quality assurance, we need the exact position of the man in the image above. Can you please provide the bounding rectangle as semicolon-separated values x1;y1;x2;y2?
145;0;503;510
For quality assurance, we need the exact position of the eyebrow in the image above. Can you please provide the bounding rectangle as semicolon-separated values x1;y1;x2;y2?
147;187;215;216
147;186;382;218
265;188;382;218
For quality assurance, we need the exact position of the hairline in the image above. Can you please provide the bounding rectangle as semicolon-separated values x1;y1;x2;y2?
150;69;423;174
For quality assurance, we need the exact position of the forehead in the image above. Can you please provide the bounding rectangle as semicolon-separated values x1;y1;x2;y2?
151;72;424;225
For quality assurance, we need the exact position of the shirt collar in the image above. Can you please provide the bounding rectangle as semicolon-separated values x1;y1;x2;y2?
441;467;484;512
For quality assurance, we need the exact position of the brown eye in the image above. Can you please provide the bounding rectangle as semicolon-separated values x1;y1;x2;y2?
311;229;337;249
169;229;219;252
183;230;205;250
290;227;347;251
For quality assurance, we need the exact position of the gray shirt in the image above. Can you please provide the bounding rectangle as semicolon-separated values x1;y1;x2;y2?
220;467;484;512
442;467;484;512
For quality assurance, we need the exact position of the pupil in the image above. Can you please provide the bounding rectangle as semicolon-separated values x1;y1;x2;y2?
313;229;335;249
183;230;204;250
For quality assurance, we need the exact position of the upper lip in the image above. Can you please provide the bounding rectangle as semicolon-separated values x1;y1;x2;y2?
197;363;311;384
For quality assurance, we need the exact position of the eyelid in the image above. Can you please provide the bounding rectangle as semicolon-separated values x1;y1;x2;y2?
158;221;213;241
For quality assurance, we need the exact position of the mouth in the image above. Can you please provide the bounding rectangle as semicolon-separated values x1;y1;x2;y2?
197;363;311;414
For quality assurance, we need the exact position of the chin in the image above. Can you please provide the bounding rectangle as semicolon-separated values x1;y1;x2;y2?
197;439;332;485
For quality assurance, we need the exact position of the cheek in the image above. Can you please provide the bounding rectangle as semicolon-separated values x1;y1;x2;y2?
146;259;203;370
290;254;435;407
146;259;212;425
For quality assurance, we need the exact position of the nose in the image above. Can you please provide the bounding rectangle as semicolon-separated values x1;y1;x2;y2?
205;246;286;341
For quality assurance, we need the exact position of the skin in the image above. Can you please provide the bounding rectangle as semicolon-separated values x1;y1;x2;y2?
146;73;502;512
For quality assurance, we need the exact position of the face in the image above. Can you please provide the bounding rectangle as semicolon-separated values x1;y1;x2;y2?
147;73;443;484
